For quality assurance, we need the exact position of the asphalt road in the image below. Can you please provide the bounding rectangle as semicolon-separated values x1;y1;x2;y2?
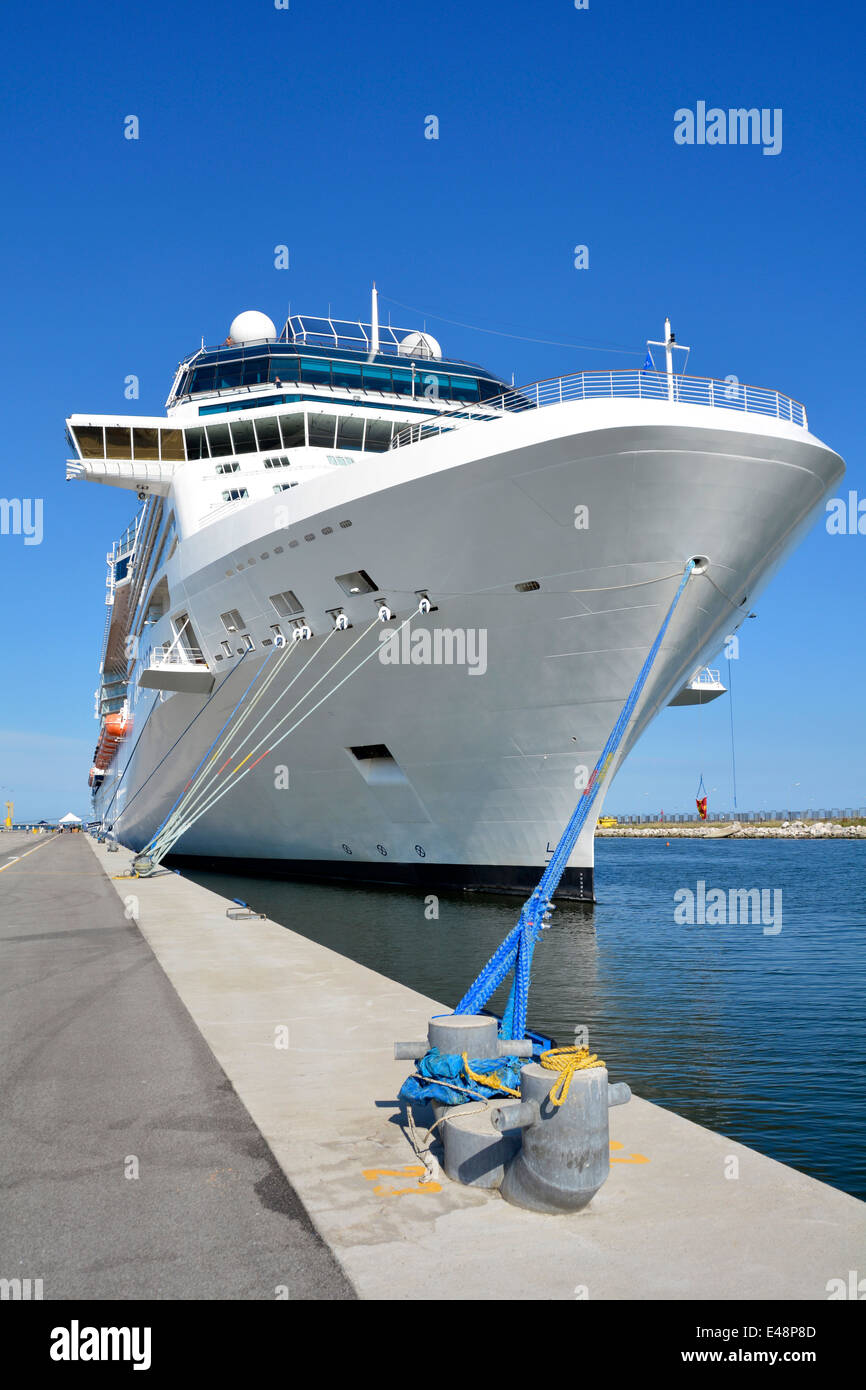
0;833;354;1299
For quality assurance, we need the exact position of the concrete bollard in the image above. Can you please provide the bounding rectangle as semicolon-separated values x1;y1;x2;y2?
491;1062;631;1214
441;1099;523;1189
394;1014;533;1062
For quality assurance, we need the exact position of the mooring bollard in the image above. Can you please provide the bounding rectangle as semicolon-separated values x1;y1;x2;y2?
490;1061;631;1214
395;1015;535;1190
394;1014;533;1062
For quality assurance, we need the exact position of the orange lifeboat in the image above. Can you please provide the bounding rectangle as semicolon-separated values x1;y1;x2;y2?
92;713;133;772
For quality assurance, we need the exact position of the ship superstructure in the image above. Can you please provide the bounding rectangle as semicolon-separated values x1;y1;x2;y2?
69;302;844;896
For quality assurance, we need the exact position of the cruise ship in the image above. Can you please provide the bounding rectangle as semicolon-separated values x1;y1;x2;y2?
68;296;844;897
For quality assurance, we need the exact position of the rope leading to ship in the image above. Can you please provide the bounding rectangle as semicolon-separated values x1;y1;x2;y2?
134;610;418;874
109;650;253;828
454;560;697;1042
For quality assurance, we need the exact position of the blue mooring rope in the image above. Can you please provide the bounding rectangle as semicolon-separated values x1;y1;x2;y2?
455;561;696;1040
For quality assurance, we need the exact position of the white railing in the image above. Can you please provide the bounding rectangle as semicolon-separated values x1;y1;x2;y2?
143;644;208;669
390;369;808;449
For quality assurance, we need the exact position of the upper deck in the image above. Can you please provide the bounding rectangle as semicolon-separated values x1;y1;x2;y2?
167;313;508;411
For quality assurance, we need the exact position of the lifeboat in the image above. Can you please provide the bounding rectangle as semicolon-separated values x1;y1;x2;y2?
92;712;133;772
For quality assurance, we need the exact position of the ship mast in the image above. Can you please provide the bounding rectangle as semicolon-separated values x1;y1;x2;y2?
647;317;690;401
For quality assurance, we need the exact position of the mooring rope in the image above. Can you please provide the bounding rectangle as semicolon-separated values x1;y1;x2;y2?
454;560;697;1041
137;613;415;871
141;640;300;862
145;632;322;858
539;1046;604;1107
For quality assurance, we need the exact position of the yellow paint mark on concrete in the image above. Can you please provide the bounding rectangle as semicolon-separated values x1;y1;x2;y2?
610;1140;650;1164
362;1165;442;1197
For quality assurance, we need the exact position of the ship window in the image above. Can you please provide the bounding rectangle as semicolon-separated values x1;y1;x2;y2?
336;417;364;450
418;371;450;400
160;428;185;461
264;455;290;468
105;427;132;459
269;590;303;618
185;426;209;459
241;358;270;386
190;366;216;393
216;461;239;474
270;357;298;381
335;570;377;596
74;426;105;459
229;419;257;453
308;415;337;448
273;482;297;492
207;423;233;457
221;610;245;633
133;427;160;461
279;415;306;449
300;358;332;386
254;417;282;452
450;377;482;402
331;362;364;391
515;580;540;592
221;488;248;502
363;420;392;452
391;369;416;397
479;378;504;402
216;362;243;389
362;365;392;393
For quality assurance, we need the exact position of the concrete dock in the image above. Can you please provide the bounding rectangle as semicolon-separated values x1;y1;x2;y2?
2;831;864;1300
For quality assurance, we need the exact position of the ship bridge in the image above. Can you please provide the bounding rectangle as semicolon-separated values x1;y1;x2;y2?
167;313;508;411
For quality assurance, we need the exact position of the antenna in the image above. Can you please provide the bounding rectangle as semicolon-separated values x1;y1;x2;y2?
646;317;691;401
368;282;380;361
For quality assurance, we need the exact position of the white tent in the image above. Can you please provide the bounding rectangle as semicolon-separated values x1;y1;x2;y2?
58;812;82;824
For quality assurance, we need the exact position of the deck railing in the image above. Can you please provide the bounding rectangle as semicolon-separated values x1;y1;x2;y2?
390;369;808;449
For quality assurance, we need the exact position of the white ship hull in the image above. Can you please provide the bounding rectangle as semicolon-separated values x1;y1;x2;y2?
93;398;843;897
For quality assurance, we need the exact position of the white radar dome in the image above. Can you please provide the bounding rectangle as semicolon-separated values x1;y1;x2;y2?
228;310;277;344
397;330;442;360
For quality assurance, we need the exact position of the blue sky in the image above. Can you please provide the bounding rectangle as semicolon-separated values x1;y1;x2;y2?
0;0;863;820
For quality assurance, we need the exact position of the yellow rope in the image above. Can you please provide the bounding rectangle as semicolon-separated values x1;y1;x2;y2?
461;1053;521;1097
540;1046;604;1107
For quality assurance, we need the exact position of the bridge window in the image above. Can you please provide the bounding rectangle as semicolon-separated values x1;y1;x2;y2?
361;365;392;393
206;423;233;457
105;427;132;459
279;415;306;448
216;362;243;389
331;362;365;391
363;420;392;452
254;417;282;452
336;416;364;450
300;358;333;387
133;427;160;460
186;426;209;459
74;426;104;458
308;415;337;448
190;366;216;393
161;429;185;461
229;419;257;453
